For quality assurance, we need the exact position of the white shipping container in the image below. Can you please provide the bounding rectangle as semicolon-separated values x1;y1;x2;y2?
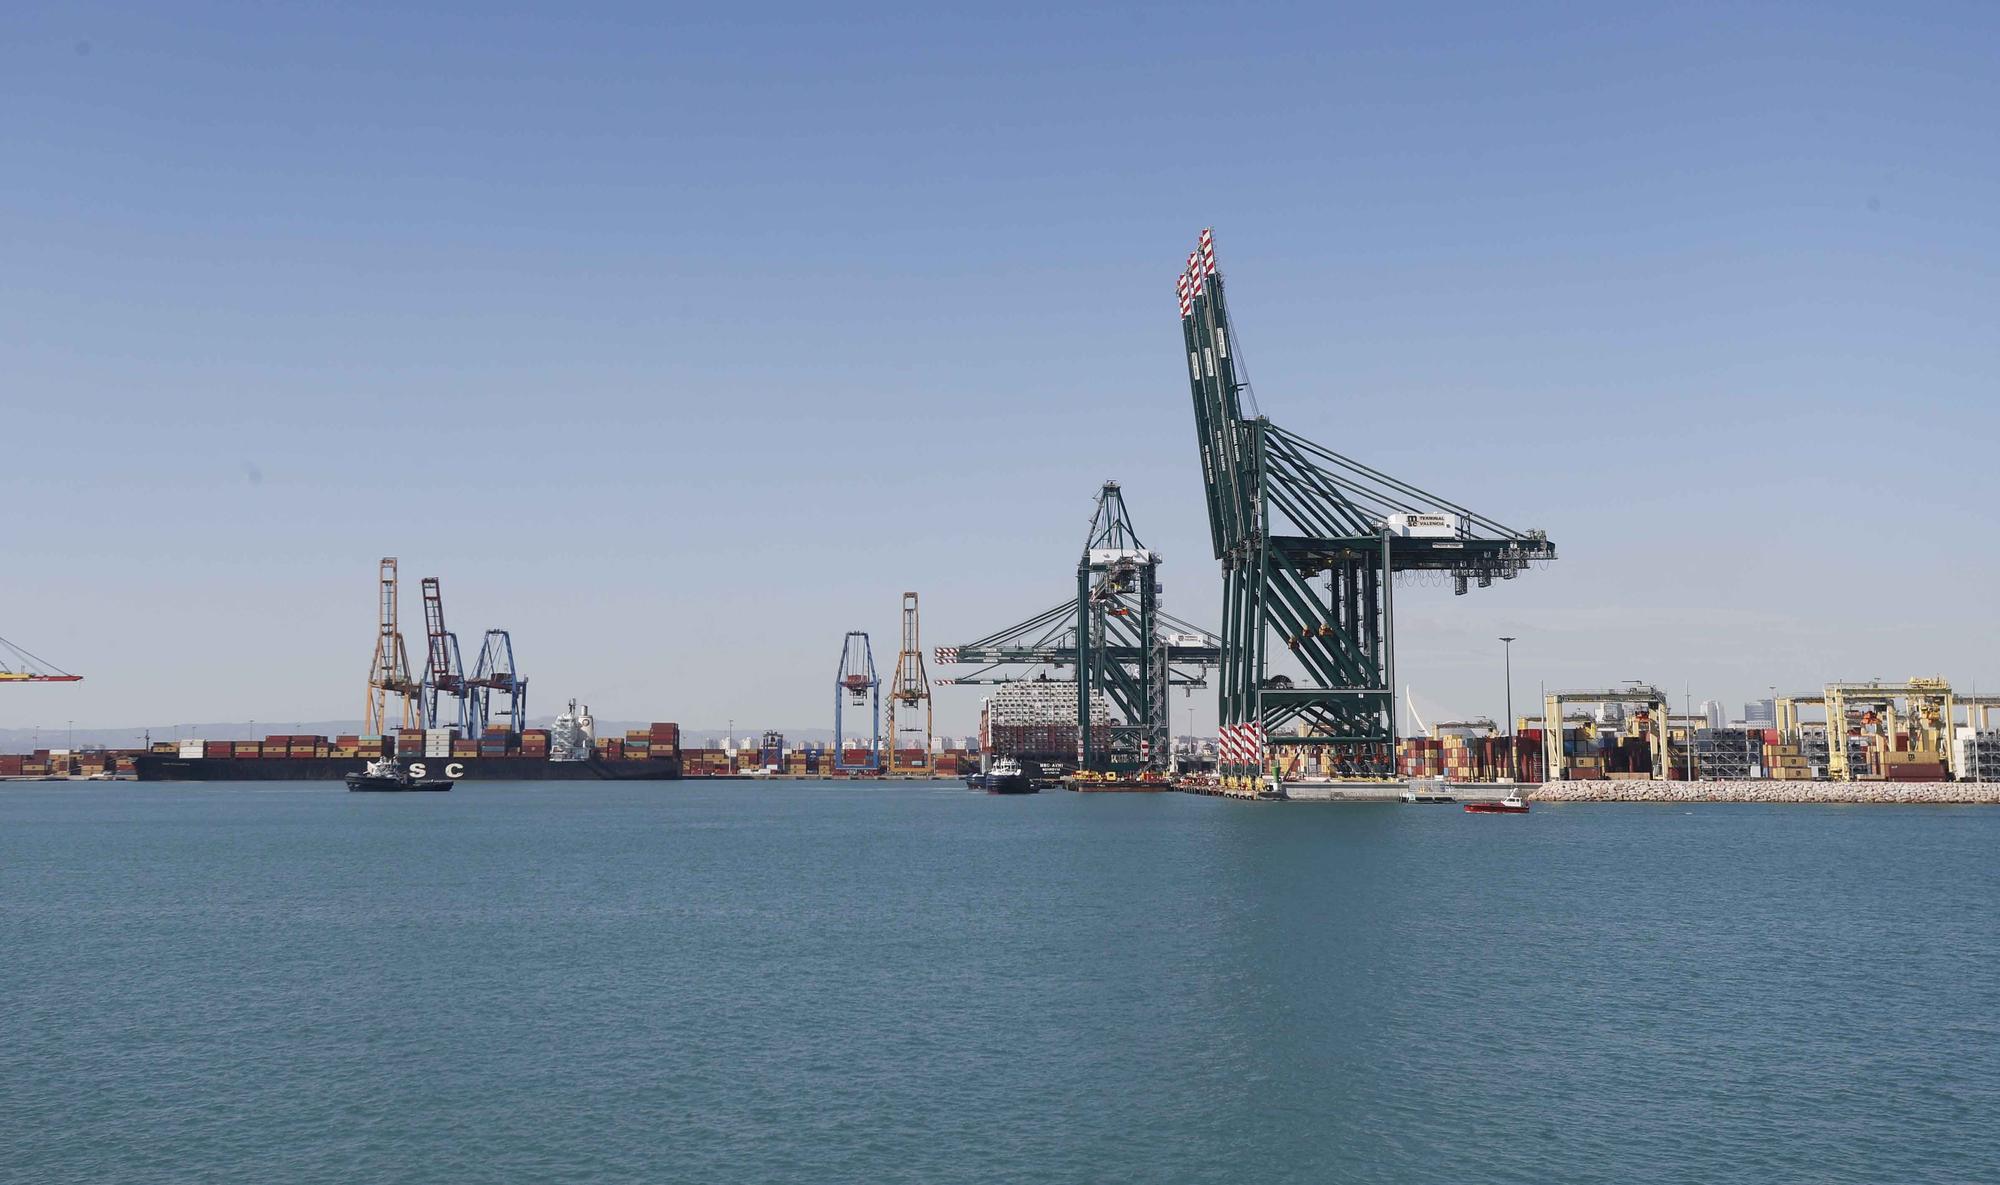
178;740;205;758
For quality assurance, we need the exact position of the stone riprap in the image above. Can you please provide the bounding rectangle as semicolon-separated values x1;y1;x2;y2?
1530;780;2000;804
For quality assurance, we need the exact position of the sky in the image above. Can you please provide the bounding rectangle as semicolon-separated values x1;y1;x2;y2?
4;1;1997;738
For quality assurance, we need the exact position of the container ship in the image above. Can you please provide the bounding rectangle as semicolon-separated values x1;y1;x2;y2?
132;708;681;783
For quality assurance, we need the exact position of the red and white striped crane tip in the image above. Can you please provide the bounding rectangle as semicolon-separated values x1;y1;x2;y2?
1175;229;1217;319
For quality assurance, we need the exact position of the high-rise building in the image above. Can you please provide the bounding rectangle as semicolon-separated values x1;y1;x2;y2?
1699;700;1725;729
1744;699;1776;727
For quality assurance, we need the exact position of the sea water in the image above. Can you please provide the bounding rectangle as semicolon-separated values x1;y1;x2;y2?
3;781;1994;1183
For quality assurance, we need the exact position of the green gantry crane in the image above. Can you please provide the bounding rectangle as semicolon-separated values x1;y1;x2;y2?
1176;228;1557;793
937;481;1220;773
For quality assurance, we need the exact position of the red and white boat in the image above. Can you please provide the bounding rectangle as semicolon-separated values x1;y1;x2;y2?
1465;795;1529;814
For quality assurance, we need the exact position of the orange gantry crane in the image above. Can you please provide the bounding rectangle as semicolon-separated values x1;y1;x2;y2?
886;592;933;773
0;635;82;684
365;558;421;734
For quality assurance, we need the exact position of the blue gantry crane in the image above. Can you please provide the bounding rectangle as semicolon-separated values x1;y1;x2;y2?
419;577;475;733
834;631;880;772
470;629;527;737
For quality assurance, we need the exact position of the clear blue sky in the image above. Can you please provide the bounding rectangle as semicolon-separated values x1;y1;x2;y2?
5;1;1997;736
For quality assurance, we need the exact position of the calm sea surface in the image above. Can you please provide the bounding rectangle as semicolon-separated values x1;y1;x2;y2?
2;781;1995;1183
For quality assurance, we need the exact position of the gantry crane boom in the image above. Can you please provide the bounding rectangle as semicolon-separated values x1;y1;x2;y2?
886;593;933;773
834;632;880;771
365;558;422;734
468;630;526;737
1175;228;1556;789
935;481;1219;772
419;577;473;733
0;634;82;683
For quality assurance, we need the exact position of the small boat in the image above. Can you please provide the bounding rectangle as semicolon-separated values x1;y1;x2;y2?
982;758;1036;795
1465;795;1529;814
345;757;453;793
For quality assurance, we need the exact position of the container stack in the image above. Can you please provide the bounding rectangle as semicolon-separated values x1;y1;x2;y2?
1397;737;1445;779
657;726;683;760
1954;731;2000;781
1764;733;1814;781
985;682;1112;765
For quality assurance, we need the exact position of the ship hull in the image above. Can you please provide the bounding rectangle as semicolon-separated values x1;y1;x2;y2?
134;755;681;782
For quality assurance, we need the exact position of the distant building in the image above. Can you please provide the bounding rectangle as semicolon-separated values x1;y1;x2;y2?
1699;700;1725;729
1744;699;1776;727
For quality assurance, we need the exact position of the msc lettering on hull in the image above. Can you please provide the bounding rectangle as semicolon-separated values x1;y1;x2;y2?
406;762;466;779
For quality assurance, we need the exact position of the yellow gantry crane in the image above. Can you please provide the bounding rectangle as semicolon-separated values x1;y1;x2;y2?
886;592;933;774
0;634;82;684
1781;677;1999;781
1542;686;1670;781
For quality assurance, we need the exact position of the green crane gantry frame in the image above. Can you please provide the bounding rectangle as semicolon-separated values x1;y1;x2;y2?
1176;229;1557;792
937;481;1220;772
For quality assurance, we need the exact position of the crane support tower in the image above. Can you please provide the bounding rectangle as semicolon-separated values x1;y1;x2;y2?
419;577;474;733
1076;481;1168;771
935;481;1220;774
1175;229;1557;793
365;558;422;734
887;593;933;773
469;630;527;737
835;632;881;772
0;634;82;684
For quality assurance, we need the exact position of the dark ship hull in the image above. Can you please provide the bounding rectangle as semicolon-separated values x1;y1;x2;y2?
135;755;681;782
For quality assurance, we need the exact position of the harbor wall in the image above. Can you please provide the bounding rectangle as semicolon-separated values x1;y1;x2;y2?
1531;779;2000;804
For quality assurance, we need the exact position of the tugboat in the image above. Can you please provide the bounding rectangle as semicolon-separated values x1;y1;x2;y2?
345;756;454;793
983;757;1036;795
1464;794;1529;814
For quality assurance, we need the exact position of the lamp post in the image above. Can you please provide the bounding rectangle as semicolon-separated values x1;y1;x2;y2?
1687;685;1696;781
1499;637;1516;782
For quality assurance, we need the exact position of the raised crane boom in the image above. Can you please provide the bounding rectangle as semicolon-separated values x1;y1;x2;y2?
365;558;421;734
419;577;473;733
886;593;932;773
1176;229;1557;790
